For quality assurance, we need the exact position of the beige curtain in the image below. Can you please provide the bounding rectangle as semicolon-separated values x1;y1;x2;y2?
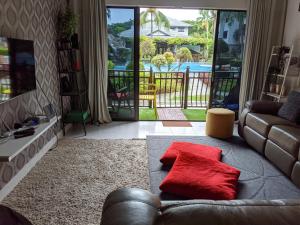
239;0;287;114
81;0;112;123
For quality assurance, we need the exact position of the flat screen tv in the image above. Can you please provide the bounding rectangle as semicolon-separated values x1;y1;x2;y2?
0;37;36;103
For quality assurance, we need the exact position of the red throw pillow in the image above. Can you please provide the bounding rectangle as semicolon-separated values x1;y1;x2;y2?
160;142;222;166
160;151;240;200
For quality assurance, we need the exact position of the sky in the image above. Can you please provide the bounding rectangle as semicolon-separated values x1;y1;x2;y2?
108;8;201;24
140;8;200;21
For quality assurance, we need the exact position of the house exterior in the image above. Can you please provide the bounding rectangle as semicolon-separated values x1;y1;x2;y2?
120;16;192;38
218;17;246;46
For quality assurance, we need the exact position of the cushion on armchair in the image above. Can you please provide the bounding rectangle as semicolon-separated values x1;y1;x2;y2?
278;91;300;124
246;100;283;115
160;142;222;166
159;151;240;200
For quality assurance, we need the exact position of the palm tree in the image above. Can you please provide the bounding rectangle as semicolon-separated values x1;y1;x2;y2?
140;8;170;38
197;10;217;59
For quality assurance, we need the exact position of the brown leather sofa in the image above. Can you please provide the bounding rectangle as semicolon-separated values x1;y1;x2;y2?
100;188;300;225
239;100;300;188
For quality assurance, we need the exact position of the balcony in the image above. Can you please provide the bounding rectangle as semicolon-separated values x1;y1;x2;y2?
108;68;240;121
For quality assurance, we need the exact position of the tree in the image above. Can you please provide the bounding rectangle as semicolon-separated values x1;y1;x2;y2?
126;61;145;70
140;8;170;38
151;54;167;71
176;47;193;71
163;51;175;71
108;60;115;70
140;38;156;59
197;10;217;59
220;12;246;57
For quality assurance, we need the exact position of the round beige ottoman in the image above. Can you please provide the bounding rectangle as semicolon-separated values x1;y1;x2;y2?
206;108;235;139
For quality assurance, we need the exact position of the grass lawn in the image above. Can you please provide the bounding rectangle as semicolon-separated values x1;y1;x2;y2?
0;47;8;55
182;109;207;121
139;108;157;120
139;108;206;121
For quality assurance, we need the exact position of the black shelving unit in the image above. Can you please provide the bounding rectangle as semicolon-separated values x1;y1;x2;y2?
56;35;92;136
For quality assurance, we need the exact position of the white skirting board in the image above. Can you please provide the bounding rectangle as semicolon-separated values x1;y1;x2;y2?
0;124;72;201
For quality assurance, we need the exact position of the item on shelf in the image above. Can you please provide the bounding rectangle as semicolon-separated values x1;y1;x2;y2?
60;76;73;92
43;104;56;121
13;117;40;130
276;84;282;95
23;117;40;127
269;83;276;93
13;127;35;139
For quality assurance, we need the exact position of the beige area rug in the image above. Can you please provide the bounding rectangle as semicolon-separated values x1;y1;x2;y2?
2;139;149;225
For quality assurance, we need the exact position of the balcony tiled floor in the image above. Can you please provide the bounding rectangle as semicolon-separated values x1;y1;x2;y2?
65;121;238;140
157;108;187;120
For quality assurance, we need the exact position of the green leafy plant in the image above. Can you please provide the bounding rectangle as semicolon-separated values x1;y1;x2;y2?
57;7;79;39
126;61;145;70
176;47;193;71
163;51;175;71
108;60;115;70
140;38;156;59
151;54;167;71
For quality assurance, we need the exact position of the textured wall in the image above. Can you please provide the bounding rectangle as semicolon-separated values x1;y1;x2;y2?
0;0;65;190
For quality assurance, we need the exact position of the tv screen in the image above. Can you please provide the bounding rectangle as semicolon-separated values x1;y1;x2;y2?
0;37;36;103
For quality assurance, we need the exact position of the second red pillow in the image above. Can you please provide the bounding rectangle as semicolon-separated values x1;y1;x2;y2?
160;142;222;166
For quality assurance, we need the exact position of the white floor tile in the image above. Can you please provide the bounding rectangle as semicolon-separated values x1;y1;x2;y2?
65;121;237;140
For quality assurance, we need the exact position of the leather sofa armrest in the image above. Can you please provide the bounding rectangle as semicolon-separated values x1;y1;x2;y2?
101;188;161;225
245;100;283;115
238;108;250;138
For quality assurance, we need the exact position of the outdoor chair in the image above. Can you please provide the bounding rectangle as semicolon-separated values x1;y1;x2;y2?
139;83;158;119
108;79;132;113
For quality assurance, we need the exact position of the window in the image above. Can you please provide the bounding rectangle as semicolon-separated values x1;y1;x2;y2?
223;31;228;39
178;27;184;32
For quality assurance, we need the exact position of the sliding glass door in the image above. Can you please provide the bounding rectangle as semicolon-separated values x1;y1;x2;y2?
210;10;247;113
107;7;139;120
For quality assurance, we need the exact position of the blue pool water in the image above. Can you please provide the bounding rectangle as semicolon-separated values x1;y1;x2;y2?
114;62;212;72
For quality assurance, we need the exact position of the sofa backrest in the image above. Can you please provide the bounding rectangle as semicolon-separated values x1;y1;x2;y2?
101;188;300;225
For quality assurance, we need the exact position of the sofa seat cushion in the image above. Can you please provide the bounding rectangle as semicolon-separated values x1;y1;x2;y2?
246;113;293;137
159;151;240;200
265;140;296;176
268;125;300;157
160;142;222;166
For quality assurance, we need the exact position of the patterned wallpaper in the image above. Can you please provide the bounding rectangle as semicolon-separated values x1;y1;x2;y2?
0;0;65;190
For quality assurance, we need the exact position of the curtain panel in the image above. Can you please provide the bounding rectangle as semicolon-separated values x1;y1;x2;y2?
239;0;287;114
80;0;112;123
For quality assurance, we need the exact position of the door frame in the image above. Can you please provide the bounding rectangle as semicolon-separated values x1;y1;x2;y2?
107;6;140;121
209;9;247;110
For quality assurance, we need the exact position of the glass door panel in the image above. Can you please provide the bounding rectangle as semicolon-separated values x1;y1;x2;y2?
210;10;247;113
107;7;139;120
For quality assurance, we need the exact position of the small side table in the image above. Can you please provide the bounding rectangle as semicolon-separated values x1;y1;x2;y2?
206;108;235;139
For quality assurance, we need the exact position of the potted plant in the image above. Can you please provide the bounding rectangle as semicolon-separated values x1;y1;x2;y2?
57;6;79;41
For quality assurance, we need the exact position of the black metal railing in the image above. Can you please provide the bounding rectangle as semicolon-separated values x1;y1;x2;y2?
108;68;240;109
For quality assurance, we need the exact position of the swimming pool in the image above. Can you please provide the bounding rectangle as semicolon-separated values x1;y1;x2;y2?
114;62;212;72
